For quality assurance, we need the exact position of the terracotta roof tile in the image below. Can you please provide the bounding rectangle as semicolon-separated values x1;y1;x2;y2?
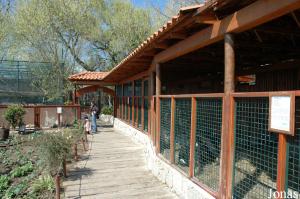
102;4;204;82
68;71;108;81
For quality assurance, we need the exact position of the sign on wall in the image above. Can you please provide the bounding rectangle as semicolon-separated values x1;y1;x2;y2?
57;107;62;114
268;92;295;136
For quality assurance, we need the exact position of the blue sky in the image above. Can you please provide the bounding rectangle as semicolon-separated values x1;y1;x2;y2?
131;0;166;9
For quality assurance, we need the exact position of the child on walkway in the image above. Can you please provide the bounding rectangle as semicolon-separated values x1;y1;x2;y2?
84;115;91;141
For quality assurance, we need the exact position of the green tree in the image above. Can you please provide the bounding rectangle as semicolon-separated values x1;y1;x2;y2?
10;0;156;101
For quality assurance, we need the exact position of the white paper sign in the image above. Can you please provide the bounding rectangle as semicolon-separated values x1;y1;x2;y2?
270;96;291;132
57;107;62;114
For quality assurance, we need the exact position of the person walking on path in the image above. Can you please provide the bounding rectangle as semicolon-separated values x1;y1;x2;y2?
90;102;98;133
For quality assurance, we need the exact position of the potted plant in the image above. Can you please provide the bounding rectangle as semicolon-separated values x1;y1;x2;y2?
1;105;26;140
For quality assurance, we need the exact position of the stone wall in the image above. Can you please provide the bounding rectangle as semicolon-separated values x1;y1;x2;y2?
114;118;215;199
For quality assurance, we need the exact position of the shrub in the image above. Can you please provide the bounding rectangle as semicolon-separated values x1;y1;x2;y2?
101;106;113;115
10;162;33;178
31;175;54;194
35;133;71;175
4;104;26;129
4;180;28;199
0;175;10;194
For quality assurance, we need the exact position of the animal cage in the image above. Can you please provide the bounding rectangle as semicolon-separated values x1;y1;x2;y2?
174;98;191;173
232;97;278;199
160;98;171;160
194;98;222;191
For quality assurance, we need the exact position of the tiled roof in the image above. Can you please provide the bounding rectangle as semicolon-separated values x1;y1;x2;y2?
103;4;204;81
68;71;108;81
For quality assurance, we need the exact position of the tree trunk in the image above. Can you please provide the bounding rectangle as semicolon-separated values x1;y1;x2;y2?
55;175;60;199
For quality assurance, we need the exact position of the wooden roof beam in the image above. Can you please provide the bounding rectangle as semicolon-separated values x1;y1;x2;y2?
153;43;169;49
291;11;300;28
195;14;218;24
153;0;300;65
168;32;187;40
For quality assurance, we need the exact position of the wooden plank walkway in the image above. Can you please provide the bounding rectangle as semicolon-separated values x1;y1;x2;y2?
63;127;178;199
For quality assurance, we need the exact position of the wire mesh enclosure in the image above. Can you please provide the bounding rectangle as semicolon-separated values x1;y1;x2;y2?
160;98;171;160
129;97;132;123
134;97;138;124
286;98;300;198
174;98;191;173
144;98;148;131
233;98;278;199
138;98;142;128
194;98;222;191
0;60;63;104
124;97;128;120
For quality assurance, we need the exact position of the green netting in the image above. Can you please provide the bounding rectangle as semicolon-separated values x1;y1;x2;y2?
174;98;191;173
138;97;142;128
144;98;149;131
233;98;278;199
0;60;63;104
286;98;300;198
160;98;171;160
194;98;222;191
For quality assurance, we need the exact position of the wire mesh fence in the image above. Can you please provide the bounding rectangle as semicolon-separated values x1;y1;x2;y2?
0;60;63;104
233;97;278;199
138;97;142;128
144;97;149;131
194;98;222;191
174;98;191;173
286;97;300;198
129;97;132;123
160;98;171;160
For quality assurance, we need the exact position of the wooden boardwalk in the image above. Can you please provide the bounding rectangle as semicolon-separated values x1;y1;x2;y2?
63;127;178;199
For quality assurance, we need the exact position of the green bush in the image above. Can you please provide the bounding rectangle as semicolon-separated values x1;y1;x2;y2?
4;180;28;199
0;175;10;194
35;133;71;175
31;175;54;194
10;162;33;178
101;106;113;115
4;104;26;129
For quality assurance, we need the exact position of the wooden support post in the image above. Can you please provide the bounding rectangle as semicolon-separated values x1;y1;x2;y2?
142;80;145;130
113;97;117;117
55;175;60;199
276;134;288;197
58;113;61;127
128;97;130;122
170;97;175;164
132;81;135;125
150;72;155;142
62;158;67;177
220;33;236;199
156;63;161;153
189;97;197;178
34;107;40;128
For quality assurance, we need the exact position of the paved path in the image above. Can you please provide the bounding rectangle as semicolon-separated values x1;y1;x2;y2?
63;127;178;199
